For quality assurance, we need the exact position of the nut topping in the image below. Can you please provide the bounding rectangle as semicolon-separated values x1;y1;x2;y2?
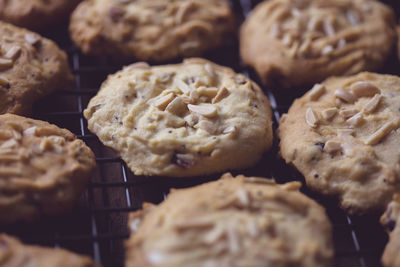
212;87;230;104
324;140;342;153
365;122;395;145
188;104;217;118
166;96;186;114
322;107;337;120
305;107;319;128
346;112;363;126
309;84;326;101
175;79;191;94
0;58;13;69
4;46;21;60
339;109;358;119
24;33;40;45
154;93;174;110
0;76;10;87
351;81;379;97
363;94;382;114
321;45;334;56
334;89;355;103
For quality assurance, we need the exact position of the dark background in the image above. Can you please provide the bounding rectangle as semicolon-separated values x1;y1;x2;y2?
2;0;400;266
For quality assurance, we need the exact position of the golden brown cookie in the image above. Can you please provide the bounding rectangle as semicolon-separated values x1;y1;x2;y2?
0;0;80;30
84;58;273;177
69;0;234;61
381;194;400;267
0;234;100;267
279;72;400;214
0;21;74;115
240;0;396;88
125;173;334;267
0;114;96;224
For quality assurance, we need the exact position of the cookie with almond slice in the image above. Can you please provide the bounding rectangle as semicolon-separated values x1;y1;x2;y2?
84;58;273;177
381;194;400;267
0;0;80;30
240;0;395;88
70;0;234;61
0;114;96;224
279;72;400;214
0;21;74;115
125;173;334;267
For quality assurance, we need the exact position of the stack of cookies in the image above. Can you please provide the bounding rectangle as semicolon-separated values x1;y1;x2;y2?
1;0;400;266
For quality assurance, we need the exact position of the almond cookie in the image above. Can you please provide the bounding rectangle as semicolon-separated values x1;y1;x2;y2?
381;194;400;267
240;0;396;88
0;234;100;267
0;21;74;115
84;58;272;177
279;72;400;214
125;173;334;267
70;0;234;61
0;114;96;224
0;0;80;30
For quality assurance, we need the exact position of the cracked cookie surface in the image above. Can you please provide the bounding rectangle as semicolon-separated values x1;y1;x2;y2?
0;114;96;224
125;173;333;267
84;58;272;177
0;234;100;267
240;0;396;88
70;0;234;61
279;72;400;214
0;21;74;115
0;0;80;30
381;194;400;267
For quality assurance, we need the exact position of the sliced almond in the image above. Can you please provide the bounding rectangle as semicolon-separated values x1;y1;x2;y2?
365;122;395;145
198;87;218;97
188;104;217;118
153;93;174;110
320;108;336;120
212;87;230;104
0;58;13;68
0;76;10;87
346;10;359;25
165;96;185;114
309;83;326;101
23;127;37;136
175;79;191;94
236;188;249;206
298;38;311;55
0;139;18;149
223;126;237;135
339;108;358;119
334;89;355;103
363;94;382;114
305;107;319;128
197;120;217;134
282;33;293;47
204;63;214;76
25;33;40;45
324;140;342;153
346;112;363;126
351;81;379;97
323;19;335;36
4;46;21;60
321;45;334;55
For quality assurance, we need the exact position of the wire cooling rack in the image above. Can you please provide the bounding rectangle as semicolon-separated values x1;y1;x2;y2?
2;0;400;266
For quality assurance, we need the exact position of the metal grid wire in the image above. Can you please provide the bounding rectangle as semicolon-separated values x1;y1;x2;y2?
2;0;400;266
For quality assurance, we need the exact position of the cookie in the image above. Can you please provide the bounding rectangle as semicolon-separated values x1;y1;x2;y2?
240;0;396;88
0;21;74;115
279;72;400;214
0;114;96;224
70;0;234;61
381;194;400;267
0;234;100;267
0;0;80;30
84;58;272;177
125;173;334;267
